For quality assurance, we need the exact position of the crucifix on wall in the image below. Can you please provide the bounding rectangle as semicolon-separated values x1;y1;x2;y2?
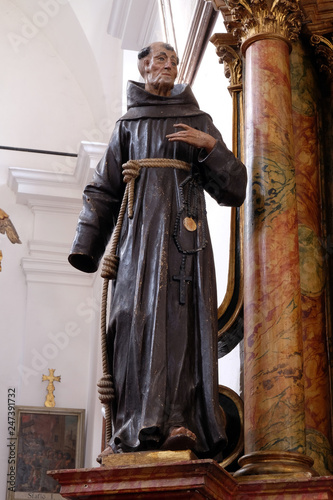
42;368;61;407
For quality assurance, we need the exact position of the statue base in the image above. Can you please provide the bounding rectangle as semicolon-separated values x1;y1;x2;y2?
49;451;333;499
101;448;197;466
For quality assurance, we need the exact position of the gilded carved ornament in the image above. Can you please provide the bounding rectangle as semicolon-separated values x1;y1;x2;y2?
210;33;242;89
209;32;245;345
221;46;242;88
0;208;21;272
310;35;333;79
207;0;304;48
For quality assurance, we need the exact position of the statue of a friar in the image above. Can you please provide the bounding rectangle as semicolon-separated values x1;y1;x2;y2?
69;42;247;461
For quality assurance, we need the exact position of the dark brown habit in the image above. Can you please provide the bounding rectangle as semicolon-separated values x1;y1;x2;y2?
69;81;247;458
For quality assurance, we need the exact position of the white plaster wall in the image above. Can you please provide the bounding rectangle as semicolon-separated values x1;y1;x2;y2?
0;176;31;499
0;0;121;171
0;0;122;496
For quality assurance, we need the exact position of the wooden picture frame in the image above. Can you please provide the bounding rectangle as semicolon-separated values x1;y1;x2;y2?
7;406;85;500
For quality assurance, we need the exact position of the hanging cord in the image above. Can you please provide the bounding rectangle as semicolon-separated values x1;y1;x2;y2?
97;158;190;444
96;181;132;444
96;278;114;444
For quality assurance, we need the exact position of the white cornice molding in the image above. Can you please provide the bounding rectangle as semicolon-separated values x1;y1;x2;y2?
74;141;107;184
8;142;106;209
21;257;96;286
22;240;97;286
7;141;106;285
28;240;71;259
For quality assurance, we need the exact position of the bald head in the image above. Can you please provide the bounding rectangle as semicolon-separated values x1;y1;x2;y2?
137;42;179;78
137;42;179;97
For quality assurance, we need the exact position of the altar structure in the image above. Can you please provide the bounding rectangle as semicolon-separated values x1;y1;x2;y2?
208;0;333;480
1;0;332;498
51;0;333;497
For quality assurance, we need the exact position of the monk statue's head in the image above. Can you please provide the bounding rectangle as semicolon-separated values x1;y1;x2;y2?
138;42;179;97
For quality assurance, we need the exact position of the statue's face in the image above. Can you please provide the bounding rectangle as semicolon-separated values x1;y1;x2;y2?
143;42;178;96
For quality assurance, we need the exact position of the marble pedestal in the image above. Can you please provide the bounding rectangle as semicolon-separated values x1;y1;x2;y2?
49;453;333;499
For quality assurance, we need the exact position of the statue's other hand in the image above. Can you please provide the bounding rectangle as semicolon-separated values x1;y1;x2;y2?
166;123;217;154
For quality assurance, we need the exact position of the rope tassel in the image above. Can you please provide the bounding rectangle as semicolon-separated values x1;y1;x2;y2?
122;160;140;219
97;374;114;405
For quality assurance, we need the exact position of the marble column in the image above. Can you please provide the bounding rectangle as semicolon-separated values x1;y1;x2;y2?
291;41;333;476
207;0;333;478
224;0;315;477
240;33;310;475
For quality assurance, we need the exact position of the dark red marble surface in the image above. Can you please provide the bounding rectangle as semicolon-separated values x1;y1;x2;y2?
49;461;333;499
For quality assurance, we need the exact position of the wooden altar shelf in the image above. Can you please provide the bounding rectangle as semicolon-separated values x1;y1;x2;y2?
49;458;333;499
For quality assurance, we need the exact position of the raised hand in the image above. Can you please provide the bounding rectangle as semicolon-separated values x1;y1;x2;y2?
166;123;217;154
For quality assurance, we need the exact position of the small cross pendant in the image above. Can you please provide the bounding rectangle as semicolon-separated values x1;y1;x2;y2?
173;265;192;305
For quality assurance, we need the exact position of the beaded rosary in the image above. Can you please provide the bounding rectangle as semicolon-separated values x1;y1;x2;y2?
173;172;208;304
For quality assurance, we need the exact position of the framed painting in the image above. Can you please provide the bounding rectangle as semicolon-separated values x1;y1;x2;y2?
7;406;85;500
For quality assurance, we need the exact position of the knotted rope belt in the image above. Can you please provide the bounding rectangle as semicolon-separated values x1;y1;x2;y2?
97;158;191;444
101;158;190;281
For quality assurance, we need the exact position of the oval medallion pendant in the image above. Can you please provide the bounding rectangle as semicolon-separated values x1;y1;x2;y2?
183;217;197;232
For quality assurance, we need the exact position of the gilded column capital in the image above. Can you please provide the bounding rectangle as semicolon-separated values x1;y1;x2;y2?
207;0;304;52
310;35;333;81
210;33;243;91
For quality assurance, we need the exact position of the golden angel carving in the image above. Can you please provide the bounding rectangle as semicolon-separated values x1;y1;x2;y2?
0;208;21;271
